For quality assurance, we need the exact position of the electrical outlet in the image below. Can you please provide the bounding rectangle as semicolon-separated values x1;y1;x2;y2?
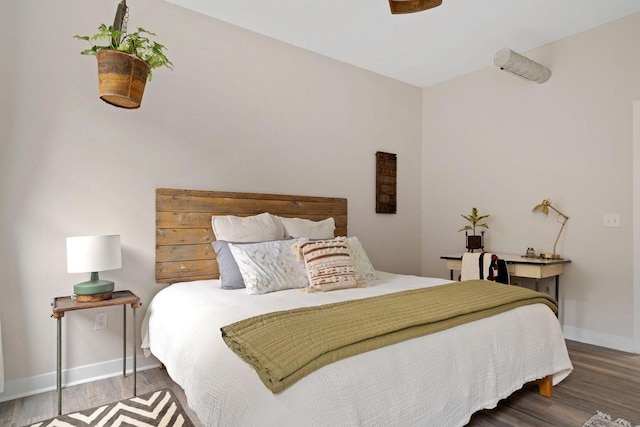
603;213;620;227
95;312;107;330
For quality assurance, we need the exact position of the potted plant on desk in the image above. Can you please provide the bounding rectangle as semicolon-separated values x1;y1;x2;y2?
458;207;490;252
75;24;173;108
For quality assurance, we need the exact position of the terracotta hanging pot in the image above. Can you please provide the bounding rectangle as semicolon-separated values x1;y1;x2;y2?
96;50;151;109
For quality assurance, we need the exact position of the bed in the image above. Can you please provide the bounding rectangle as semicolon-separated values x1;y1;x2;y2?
143;188;573;426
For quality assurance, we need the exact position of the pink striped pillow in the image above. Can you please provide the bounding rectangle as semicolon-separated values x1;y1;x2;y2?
300;237;357;292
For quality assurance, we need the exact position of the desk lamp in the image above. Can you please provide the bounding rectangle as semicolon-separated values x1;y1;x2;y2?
66;235;121;302
532;200;569;260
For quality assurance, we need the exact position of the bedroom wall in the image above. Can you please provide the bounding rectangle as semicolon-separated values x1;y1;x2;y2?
421;13;640;352
0;0;422;400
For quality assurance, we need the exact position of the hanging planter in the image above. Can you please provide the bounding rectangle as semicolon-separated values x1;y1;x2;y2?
97;50;150;109
74;1;173;109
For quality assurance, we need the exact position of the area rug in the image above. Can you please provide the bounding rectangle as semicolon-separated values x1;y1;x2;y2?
583;411;639;427
26;388;194;427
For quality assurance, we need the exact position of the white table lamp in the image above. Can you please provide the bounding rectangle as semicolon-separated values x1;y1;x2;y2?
66;235;122;302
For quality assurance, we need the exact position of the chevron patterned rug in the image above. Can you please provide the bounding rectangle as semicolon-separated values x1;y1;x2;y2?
26;389;194;427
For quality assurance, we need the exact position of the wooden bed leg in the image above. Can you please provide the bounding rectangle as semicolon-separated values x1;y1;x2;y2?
159;362;166;370
538;375;553;398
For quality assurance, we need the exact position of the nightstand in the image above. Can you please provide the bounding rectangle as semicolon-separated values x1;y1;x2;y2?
51;290;141;415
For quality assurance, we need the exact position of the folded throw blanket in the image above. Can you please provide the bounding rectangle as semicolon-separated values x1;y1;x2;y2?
221;280;557;393
461;252;496;280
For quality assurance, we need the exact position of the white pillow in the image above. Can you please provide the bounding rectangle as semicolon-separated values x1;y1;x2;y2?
228;239;309;295
278;216;335;239
346;236;378;282
212;212;284;243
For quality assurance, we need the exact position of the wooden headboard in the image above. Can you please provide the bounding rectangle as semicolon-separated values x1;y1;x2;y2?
155;188;348;284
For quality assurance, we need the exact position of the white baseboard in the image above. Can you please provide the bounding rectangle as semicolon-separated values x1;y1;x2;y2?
562;325;636;353
0;352;160;403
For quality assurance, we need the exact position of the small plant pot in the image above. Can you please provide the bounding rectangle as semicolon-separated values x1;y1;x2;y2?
466;235;483;252
96;50;150;109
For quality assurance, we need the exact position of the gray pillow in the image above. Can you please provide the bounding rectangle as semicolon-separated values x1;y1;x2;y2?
213;238;293;290
213;240;246;289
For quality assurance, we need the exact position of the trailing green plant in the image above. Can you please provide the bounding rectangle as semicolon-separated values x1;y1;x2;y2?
74;24;173;80
458;207;490;235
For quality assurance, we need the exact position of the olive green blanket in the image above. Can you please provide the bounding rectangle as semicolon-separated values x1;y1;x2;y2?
221;280;557;393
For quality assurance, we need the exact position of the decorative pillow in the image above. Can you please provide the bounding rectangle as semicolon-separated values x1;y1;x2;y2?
211;212;284;243
278;216;335;239
299;237;357;292
213;238;294;289
346;236;377;282
228;239;309;295
212;240;245;289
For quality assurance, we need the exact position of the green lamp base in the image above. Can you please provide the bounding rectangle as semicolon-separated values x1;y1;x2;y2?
74;280;114;302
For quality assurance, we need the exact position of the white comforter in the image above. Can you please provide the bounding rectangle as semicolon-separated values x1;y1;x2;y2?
141;272;572;427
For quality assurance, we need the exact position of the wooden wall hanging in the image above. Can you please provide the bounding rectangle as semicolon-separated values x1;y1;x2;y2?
376;152;397;214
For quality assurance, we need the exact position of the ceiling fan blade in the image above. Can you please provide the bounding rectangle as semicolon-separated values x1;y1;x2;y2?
389;0;443;14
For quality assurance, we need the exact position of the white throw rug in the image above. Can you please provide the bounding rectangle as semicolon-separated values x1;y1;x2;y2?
583;411;639;427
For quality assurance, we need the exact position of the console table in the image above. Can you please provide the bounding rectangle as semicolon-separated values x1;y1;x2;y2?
440;254;571;299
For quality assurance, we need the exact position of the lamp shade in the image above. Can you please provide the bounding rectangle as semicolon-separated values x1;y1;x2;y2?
532;201;550;215
66;235;121;273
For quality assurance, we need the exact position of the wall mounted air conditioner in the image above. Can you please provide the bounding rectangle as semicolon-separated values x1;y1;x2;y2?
494;48;551;84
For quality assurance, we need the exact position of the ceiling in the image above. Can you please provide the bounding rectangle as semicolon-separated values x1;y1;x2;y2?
166;0;640;88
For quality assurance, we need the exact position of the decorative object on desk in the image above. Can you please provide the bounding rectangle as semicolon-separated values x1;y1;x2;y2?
375;152;397;214
66;235;122;302
522;247;538;258
532;199;569;260
74;0;173;109
458;207;490;252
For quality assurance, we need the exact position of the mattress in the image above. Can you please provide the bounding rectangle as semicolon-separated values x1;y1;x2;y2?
141;272;572;426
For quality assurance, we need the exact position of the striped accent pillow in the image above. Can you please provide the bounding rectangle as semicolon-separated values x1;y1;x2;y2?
300;237;357;291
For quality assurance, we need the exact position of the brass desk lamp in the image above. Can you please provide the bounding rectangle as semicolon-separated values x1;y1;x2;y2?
532;199;569;260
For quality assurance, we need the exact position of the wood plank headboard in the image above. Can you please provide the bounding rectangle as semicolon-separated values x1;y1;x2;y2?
155;188;348;284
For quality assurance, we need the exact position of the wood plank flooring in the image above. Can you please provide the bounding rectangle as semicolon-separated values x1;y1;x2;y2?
1;340;638;426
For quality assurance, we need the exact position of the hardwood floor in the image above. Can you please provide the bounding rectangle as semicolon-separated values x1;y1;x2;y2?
2;340;638;426
468;340;640;426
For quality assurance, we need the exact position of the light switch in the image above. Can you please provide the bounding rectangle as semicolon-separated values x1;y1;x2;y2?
603;214;620;227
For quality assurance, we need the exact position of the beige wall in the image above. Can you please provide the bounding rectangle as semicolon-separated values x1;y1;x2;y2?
422;13;640;350
0;0;422;398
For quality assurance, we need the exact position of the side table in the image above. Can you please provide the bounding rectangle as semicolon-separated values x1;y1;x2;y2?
51;290;141;415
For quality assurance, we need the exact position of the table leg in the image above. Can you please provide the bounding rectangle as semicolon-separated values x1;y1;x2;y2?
449;270;453;280
133;306;137;396
555;275;560;318
535;278;540;292
57;316;62;416
122;305;126;377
